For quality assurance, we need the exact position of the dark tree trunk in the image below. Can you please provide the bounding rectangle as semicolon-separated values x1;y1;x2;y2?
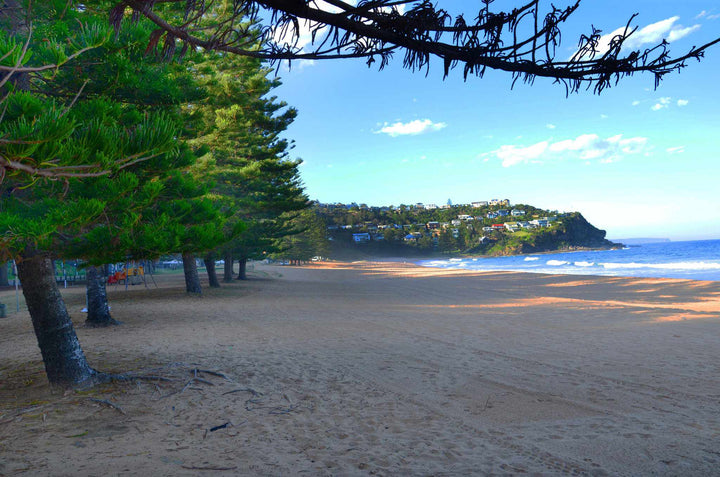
204;252;221;288
16;253;97;387
85;266;119;327
182;252;202;294
237;257;248;280
0;262;8;287
223;250;234;283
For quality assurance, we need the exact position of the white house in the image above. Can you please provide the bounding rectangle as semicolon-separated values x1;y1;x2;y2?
511;209;525;217
504;222;521;232
472;201;489;208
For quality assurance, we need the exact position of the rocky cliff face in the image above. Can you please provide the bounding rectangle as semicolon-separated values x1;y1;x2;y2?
486;213;620;256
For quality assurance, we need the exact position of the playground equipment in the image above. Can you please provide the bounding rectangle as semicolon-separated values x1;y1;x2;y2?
107;260;157;289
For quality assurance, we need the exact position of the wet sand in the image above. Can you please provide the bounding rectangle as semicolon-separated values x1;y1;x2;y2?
1;261;719;475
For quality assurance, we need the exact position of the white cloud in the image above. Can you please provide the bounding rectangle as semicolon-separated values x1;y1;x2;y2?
667;25;702;42
651;96;672;110
376;119;447;137
696;10;707;19
677;99;689;106
492;141;549;167
576;16;701;59
546;123;556;129
632;100;641;106
485;133;649;167
667;146;686;154
708;13;720;20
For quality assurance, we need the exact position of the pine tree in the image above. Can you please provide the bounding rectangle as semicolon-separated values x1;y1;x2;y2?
0;4;180;387
181;48;307;283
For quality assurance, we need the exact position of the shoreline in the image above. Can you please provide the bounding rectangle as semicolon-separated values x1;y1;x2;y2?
407;242;720;283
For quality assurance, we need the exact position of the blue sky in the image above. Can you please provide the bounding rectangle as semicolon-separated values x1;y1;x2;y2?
270;1;719;240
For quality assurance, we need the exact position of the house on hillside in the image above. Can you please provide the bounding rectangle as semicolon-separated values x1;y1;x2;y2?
492;224;505;231
472;201;488;208
486;211;499;219
458;214;473;221
497;209;509;216
426;221;440;230
352;233;371;243
511;209;525;217
404;232;423;242
504;222;521;232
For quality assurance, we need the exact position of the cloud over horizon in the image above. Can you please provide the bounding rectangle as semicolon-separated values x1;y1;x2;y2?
376;119;447;137
484;133;649;167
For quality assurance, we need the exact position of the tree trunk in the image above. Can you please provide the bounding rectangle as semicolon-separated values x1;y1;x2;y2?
237;257;248;280
16;252;97;387
204;252;220;288
0;262;8;287
85;265;119;327
223;251;234;283
182;252;202;294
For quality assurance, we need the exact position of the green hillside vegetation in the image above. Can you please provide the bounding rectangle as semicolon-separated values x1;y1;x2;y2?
313;201;619;258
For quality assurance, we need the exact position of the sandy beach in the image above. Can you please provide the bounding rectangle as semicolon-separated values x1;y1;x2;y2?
1;261;719;475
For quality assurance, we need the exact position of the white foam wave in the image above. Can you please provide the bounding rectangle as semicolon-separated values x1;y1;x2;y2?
574;261;595;267
547;260;569;266
423;260;450;267
524;257;540;261
600;261;720;271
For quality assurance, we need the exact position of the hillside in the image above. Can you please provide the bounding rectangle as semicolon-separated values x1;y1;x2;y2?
313;201;620;258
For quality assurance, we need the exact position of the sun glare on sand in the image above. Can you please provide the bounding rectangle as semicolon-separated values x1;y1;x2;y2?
305;261;720;323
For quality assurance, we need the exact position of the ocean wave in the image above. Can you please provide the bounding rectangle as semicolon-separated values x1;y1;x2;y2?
524;257;540;261
423;260;450;267
547;260;569;266
600;261;720;271
574;261;596;267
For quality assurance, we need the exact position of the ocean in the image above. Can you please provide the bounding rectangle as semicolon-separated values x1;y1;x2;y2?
417;239;720;282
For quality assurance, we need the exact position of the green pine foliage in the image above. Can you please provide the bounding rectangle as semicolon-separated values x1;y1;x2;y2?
181;46;308;263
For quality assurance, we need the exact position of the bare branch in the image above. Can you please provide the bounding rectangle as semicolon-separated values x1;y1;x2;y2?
119;0;719;94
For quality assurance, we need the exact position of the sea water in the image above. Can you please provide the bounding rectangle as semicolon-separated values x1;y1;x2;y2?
417;239;720;282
